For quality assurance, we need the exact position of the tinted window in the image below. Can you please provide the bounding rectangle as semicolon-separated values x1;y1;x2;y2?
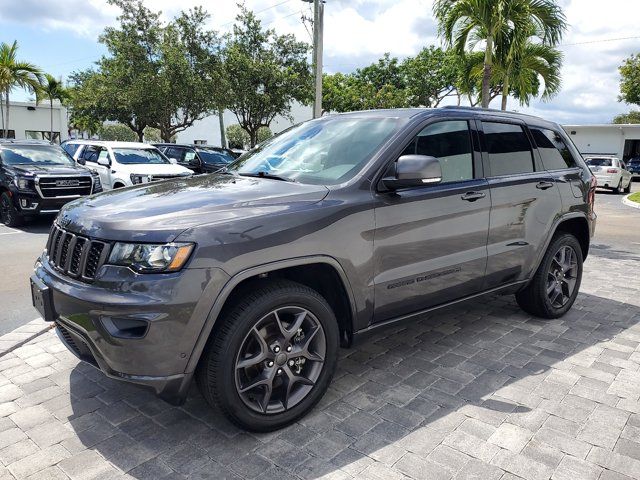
0;145;75;166
198;150;233;165
585;158;612;167
164;147;184;161
81;146;101;163
402;120;473;182
61;143;79;156
112;148;169;165
483;122;534;176
531;128;576;170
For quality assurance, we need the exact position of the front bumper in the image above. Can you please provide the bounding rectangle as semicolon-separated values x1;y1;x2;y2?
11;189;73;216
32;254;229;404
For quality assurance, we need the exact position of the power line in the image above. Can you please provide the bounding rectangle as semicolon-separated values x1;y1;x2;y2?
559;35;640;47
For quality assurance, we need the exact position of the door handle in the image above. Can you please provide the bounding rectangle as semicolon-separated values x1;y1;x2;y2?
461;191;486;202
536;181;554;190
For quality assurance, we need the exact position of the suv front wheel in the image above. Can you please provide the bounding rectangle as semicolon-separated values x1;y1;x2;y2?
196;280;339;432
516;233;583;319
0;192;23;227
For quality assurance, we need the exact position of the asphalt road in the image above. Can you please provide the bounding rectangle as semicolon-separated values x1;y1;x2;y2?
1;183;639;336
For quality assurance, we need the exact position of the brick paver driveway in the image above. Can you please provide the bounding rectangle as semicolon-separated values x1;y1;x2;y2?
1;248;639;480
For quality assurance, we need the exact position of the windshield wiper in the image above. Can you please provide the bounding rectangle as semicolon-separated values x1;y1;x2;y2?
238;171;297;182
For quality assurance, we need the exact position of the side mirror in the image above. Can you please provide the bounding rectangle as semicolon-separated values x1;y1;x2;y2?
76;157;86;166
382;155;442;190
97;157;110;167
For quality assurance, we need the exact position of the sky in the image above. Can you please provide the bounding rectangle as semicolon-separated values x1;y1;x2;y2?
1;0;639;125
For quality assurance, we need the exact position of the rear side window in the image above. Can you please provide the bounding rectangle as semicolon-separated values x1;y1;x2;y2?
402;120;474;183
482;122;534;176
81;146;101;163
531;128;576;170
62;143;79;157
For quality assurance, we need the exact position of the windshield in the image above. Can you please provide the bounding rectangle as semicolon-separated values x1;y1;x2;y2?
585;158;613;167
198;149;234;165
0;145;75;166
112;148;169;165
228;116;403;185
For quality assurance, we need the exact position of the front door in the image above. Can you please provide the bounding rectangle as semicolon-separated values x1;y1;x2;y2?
79;146;112;190
372;119;490;323
479;120;562;288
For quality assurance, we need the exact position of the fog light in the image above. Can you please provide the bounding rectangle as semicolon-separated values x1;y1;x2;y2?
101;316;149;339
19;199;38;210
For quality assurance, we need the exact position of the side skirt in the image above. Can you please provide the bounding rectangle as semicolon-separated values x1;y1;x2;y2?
351;280;529;346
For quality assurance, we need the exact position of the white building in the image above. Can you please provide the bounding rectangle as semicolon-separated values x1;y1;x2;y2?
563;124;640;161
1;101;69;143
175;102;313;146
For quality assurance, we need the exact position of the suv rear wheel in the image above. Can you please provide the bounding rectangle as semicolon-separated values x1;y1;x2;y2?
516;233;583;319
196;280;339;432
0;192;23;227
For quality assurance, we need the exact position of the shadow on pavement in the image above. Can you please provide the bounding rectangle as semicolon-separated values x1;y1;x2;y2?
63;288;640;479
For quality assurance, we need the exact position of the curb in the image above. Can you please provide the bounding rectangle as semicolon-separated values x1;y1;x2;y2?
0;318;54;358
622;193;640;209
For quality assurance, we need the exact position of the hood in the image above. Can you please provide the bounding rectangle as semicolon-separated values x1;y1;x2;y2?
57;174;329;243
8;163;92;176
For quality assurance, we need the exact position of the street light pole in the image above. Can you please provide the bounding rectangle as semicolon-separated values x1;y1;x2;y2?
303;0;324;118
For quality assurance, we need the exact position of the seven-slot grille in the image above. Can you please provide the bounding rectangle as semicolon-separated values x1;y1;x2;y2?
47;225;110;282
37;176;93;198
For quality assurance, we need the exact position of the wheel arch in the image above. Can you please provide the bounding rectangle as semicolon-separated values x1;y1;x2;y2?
185;256;358;374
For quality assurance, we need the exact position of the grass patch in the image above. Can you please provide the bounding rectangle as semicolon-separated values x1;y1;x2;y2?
628;191;640;203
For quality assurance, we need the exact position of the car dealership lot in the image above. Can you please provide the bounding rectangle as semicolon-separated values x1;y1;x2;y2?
0;184;638;479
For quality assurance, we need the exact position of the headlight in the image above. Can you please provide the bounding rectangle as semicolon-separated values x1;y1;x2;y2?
15;177;34;190
130;174;151;184
108;242;194;273
91;174;103;193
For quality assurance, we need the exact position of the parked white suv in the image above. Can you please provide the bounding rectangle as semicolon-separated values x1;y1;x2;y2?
66;141;192;190
584;156;632;194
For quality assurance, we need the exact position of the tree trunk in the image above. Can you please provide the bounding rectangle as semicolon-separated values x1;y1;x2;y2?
218;110;226;148
138;129;145;142
0;91;4;136
501;82;509;111
481;35;494;109
249;128;258;148
50;99;54;142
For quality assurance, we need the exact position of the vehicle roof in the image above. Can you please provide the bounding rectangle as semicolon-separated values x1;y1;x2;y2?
329;106;561;129
154;143;229;150
0;139;56;146
63;140;158;149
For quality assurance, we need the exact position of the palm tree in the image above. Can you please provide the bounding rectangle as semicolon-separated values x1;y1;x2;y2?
0;41;43;138
498;40;563;110
37;74;70;143
433;0;566;108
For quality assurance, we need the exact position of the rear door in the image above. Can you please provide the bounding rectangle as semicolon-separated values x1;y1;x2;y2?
79;145;112;189
372;118;491;322
480;119;562;288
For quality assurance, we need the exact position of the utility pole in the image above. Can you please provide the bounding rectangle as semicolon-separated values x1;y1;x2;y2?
303;0;324;118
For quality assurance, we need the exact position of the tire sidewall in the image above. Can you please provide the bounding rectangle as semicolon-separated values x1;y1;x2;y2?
538;234;583;317
213;286;339;431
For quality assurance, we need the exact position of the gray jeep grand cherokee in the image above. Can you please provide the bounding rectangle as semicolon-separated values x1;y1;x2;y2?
31;107;596;431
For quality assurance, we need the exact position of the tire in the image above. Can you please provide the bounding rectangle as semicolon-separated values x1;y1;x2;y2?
516;233;583;319
0;192;23;227
613;179;622;194
624;179;631;194
196;279;339;432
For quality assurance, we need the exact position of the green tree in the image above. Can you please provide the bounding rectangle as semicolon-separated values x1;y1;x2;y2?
98;123;138;141
0;41;43;138
226;124;250;149
613;111;640;124
36;74;70;142
433;0;566;108
257;126;273;144
619;54;640;108
223;7;312;147
67;0;225;142
403;47;462;107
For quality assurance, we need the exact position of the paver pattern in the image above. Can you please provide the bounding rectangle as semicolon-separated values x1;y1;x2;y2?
0;248;639;480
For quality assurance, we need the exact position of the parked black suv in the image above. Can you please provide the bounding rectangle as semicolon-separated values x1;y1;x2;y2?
154;144;236;174
31;108;596;431
1;140;102;226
